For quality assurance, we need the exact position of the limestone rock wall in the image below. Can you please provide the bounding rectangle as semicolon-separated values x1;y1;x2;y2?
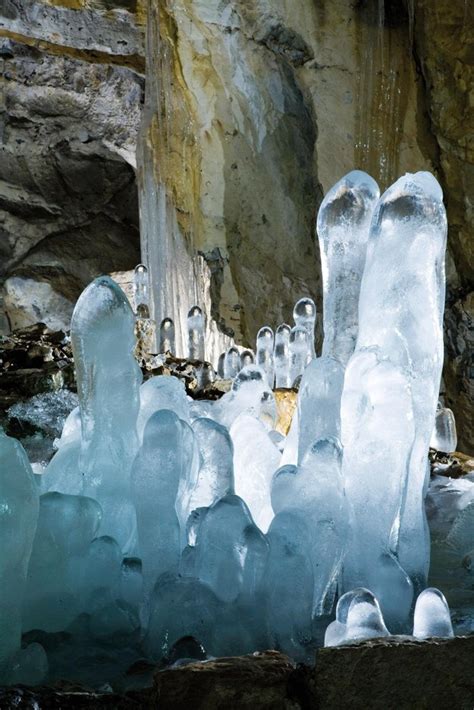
0;0;472;450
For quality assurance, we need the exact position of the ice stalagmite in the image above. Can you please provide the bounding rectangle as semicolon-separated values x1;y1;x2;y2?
317;170;379;365
430;405;457;454
72;276;142;552
159;317;175;354
224;346;241;380
356;172;447;593
0;430;42;683
240;350;254;368
230;414;280;532
188;418;234;512
289;325;310;386
134;264;150;311
341;351;416;628
187;306;205;360
256;326;275;387
131;410;182;610
293;298;317;360
413;587;454;639
325;588;389;646
274;324;291;388
272;438;348;617
297;356;345;464
137;375;190;441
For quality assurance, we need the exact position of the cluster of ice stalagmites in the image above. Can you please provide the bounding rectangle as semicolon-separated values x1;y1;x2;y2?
0;171;458;686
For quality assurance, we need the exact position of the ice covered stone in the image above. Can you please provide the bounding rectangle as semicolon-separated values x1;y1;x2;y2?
289;325;310;386
317;170;380;365
430;405;457;454
297;356;345;464
131;410;182;609
187;306;205;361
256;326;275;388
230;414;280;532
160;317;176;354
293;298;317;360
0;429;39;683
413;587;454;639
187;418;234;514
274;324;291;388
356;172;447;592
224;346;241;380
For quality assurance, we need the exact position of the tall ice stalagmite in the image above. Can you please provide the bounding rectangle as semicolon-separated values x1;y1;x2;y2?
317;170;379;365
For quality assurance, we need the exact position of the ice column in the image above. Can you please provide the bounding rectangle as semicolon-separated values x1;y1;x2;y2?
0;430;40;682
317;170;380;365
356;172;447;592
187;306;205;361
274;324;291;388
71;276;141;552
256;326;275;387
293;298;317;360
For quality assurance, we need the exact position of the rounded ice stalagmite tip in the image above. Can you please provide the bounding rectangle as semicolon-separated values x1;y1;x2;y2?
240;350;255;368
413;587;454;639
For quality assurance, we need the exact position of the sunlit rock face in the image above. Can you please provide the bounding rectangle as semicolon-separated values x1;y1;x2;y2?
0;0;472;449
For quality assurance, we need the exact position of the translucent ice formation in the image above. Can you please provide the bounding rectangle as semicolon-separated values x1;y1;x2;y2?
256;326;275;387
134;263;150;312
0;430;41;683
324;588;389;647
274;324;291;388
230;414;280;532
187;418;234;512
293;298;317;360
289;325;310;386
297;356;345;464
187;306;205;361
317;170;380;365
224;346;241;380
430;405;457;454
214;366;277;430
240;349;255;368
356;172;447;592
413;587;454;639
131;410;182;609
159;317;175;354
44;276;142;552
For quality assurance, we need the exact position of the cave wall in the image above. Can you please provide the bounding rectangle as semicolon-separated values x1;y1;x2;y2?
0;0;472;450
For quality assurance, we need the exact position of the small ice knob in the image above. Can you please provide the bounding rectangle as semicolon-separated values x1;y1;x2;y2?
325;587;389;646
224;347;241;380
413;587;454;639
293;298;316;359
256;326;275;388
160;318;175;355
289;325;310;387
187;306;205;361
240;350;255;368
430;407;457;454
134;264;149;312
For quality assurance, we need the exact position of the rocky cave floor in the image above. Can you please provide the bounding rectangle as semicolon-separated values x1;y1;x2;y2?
1;323;473;709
